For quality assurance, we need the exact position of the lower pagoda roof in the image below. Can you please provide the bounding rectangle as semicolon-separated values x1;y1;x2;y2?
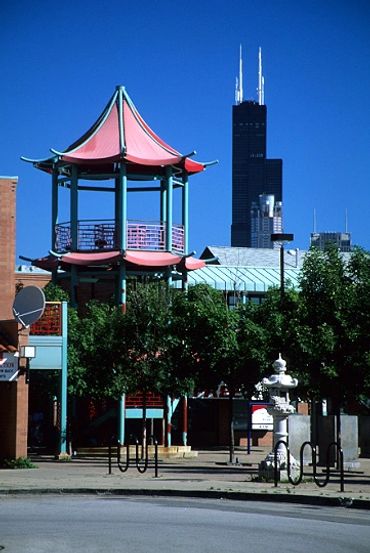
30;250;206;273
22;86;217;178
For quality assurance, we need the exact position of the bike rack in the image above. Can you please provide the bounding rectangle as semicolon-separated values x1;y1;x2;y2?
273;440;344;492
108;434;159;478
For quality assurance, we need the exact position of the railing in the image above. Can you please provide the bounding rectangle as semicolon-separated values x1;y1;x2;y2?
55;219;185;253
273;440;344;492
108;434;159;478
30;302;62;336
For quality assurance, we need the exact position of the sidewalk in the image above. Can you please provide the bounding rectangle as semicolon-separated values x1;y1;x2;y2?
1;447;370;509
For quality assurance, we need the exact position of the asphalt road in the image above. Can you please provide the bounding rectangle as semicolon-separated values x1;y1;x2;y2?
0;495;369;553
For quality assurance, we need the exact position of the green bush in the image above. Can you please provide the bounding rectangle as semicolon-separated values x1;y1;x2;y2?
1;457;37;469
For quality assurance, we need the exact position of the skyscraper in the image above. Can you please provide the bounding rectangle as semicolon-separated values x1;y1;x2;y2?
310;232;352;252
231;47;283;247
251;194;282;248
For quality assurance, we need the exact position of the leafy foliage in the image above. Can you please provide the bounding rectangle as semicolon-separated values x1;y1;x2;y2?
43;282;70;302
56;249;370;411
1;457;37;469
295;245;370;406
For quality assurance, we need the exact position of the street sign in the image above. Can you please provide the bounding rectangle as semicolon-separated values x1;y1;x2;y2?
0;352;19;382
251;403;273;430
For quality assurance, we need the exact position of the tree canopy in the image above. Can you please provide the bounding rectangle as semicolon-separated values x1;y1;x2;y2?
46;245;370;411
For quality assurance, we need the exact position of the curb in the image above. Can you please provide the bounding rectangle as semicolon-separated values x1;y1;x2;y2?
1;487;370;510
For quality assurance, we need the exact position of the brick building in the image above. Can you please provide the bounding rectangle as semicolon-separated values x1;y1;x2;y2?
0;177;17;318
0;177;31;459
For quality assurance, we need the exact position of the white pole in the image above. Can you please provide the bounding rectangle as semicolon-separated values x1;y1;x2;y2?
258;47;263;105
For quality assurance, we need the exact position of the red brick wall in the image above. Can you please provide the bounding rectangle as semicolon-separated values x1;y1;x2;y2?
0;178;17;319
297;402;309;415
0;178;29;460
0;321;29;459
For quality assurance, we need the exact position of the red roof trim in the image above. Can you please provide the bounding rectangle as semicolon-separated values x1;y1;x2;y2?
183;257;206;271
124;250;182;267
31;250;206;272
61;251;122;265
124;153;182;167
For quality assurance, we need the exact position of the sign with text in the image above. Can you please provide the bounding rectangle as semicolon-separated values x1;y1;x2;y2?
251;403;273;430
0;352;19;382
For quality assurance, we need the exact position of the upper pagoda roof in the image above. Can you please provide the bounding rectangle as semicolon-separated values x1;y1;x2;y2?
22;86;215;177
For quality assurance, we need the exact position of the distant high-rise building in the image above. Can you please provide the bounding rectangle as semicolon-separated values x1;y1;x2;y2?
251;194;282;248
310;232;352;252
231;47;283;247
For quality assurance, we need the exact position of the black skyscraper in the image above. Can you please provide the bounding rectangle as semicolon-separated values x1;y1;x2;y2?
231;100;282;247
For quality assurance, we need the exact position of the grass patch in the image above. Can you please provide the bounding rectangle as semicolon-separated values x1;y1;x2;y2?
1;457;37;469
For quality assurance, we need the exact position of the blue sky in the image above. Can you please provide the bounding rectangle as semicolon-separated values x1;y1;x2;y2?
1;0;370;261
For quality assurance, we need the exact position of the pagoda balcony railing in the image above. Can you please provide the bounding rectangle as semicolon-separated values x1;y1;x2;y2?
55;219;185;254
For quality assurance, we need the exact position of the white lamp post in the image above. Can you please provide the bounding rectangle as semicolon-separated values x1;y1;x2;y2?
20;345;36;384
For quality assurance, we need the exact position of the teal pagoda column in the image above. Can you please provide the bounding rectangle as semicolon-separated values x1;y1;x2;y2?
51;168;59;284
182;170;189;254
51;169;59;252
160;178;167;231
116;163;127;309
70;164;78;250
118;393;126;444
166;395;172;447
165;167;173;285
70;165;79;307
165;167;173;252
59;301;68;456
181;170;189;290
116;164;128;441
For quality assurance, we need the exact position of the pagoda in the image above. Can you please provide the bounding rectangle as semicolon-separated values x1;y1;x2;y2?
22;86;216;308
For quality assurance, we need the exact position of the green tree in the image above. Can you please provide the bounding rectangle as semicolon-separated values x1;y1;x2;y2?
243;287;303;393
298;246;346;406
171;284;264;461
342;248;370;404
43;282;70;302
66;301;129;399
237;301;270;397
296;245;370;409
168;284;237;393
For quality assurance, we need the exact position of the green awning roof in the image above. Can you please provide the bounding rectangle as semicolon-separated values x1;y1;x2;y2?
174;265;300;292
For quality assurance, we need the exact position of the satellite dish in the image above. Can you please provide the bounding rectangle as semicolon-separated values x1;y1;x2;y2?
12;286;46;328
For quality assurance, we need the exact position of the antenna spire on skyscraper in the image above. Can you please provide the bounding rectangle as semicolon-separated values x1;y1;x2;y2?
258;47;264;105
235;44;243;105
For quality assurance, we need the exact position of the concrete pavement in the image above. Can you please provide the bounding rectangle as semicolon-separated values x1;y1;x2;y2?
1;447;370;509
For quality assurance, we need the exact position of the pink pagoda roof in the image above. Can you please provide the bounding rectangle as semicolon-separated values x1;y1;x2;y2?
22;86;216;176
30;250;206;272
